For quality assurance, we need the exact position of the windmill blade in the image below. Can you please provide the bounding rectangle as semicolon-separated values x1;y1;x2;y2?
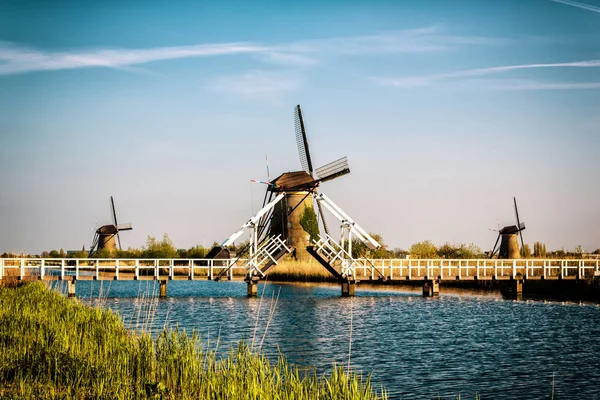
294;104;314;175
519;230;525;256
89;231;99;257
111;196;118;227
489;233;501;259
514;197;525;252
315;156;350;183
116;232;122;250
265;154;271;183
513;197;521;231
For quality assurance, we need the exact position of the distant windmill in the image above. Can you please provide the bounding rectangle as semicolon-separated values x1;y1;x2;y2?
489;197;526;259
89;196;133;256
252;104;351;261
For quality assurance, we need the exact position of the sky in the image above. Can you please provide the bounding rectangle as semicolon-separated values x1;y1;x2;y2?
1;0;599;255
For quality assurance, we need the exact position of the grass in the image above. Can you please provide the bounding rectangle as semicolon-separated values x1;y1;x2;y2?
0;282;387;399
268;260;335;282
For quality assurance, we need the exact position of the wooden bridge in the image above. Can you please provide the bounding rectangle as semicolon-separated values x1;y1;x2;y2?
1;258;598;299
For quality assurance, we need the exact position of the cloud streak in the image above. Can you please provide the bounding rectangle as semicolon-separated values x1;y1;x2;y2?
282;26;504;56
549;0;600;13
472;78;600;90
378;60;600;88
0;41;268;75
0;26;500;76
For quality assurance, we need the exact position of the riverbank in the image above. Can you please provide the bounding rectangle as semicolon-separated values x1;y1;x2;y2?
0;282;387;399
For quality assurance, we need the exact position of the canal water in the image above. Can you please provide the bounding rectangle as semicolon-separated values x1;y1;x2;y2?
64;280;600;399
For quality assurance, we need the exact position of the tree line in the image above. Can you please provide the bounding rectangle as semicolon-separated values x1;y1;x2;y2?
2;234;598;259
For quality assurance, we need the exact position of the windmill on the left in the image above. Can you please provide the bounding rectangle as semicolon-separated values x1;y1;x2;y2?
89;196;133;257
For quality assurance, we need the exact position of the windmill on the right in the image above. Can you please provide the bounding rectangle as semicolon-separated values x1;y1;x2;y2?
489;197;526;259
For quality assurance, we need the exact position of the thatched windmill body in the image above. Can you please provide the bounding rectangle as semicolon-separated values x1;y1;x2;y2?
89;196;133;256
489;197;526;259
256;105;350;261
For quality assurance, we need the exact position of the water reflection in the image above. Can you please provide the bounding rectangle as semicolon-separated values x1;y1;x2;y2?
67;280;600;399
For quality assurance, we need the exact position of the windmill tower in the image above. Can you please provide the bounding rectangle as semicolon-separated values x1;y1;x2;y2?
259;105;350;261
89;196;133;256
489;197;526;259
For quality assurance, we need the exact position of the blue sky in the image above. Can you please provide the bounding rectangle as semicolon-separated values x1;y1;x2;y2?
1;0;599;254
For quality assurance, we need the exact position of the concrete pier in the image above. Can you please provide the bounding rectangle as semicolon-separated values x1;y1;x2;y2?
341;280;356;297
159;280;167;298
502;279;523;300
247;280;258;297
67;279;76;298
423;279;440;297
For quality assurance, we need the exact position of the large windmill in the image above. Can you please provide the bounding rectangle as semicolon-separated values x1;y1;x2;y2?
257;104;351;261
489;197;526;259
89;196;133;256
219;105;380;295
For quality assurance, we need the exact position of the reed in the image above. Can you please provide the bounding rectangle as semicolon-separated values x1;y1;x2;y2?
268;260;336;282
0;282;387;399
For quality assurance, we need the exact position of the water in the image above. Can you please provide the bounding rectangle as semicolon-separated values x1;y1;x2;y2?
63;280;600;399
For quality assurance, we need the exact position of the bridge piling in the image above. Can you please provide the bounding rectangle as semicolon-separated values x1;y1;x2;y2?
159;280;167;298
247;280;258;297
502;279;523;300
423;279;439;297
341;280;356;297
67;279;76;298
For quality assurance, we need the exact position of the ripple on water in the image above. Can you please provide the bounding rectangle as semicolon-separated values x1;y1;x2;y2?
73;280;600;399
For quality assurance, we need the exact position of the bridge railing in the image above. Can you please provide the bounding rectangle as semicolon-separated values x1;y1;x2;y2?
1;258;599;281
0;258;248;281
351;258;600;280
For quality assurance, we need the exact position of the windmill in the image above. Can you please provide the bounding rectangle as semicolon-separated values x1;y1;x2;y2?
89;196;133;256
254;104;351;261
219;105;380;295
489;197;526;259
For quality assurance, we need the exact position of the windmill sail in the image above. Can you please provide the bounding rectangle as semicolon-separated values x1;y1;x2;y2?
294;105;313;174
315;156;350;183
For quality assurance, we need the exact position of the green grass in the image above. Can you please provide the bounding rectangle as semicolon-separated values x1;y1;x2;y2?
0;282;387;399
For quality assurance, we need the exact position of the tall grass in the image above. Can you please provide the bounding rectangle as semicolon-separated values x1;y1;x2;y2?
0;283;387;399
268;260;336;282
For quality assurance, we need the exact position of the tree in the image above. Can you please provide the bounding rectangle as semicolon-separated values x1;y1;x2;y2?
116;247;143;258
142;234;178;258
521;244;532;258
437;242;483;259
409;240;438;259
349;233;394;258
68;250;88;258
393;248;409;258
299;205;319;243
574;245;583;256
183;245;209;259
533;242;547;258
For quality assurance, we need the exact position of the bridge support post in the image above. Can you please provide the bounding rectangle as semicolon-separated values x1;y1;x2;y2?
159;280;167;298
247;280;258;297
341;280;356;297
423;279;439;297
502;279;523;300
67;279;76;298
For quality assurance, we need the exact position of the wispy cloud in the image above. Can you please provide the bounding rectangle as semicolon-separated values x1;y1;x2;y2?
473;78;600;90
0;41;268;75
282;26;503;56
210;70;303;98
0;26;501;76
377;60;600;88
549;0;600;13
